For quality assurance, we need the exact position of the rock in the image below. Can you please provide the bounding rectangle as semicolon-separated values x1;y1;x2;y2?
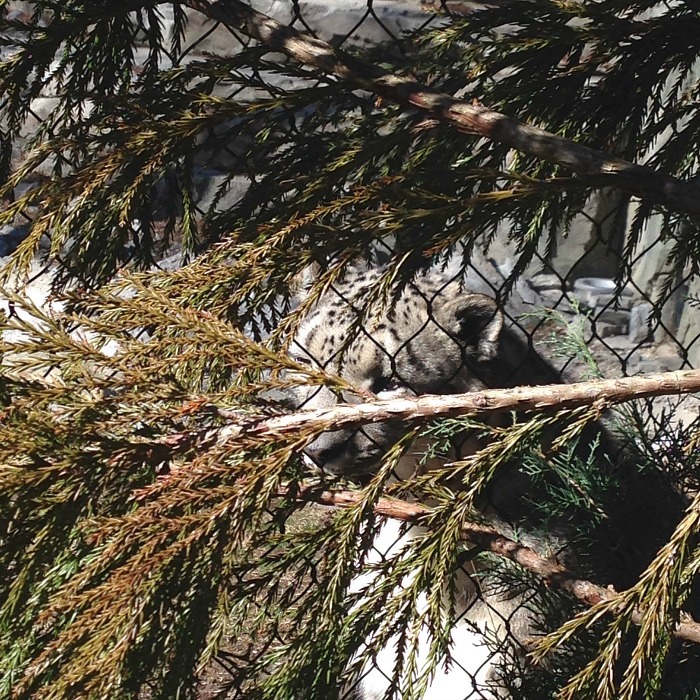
593;320;626;339
628;357;683;374
529;273;564;293
148;169;250;220
572;277;636;310
588;292;635;310
593;305;630;329
629;301;655;344
0;224;31;257
194;173;250;213
3;2;50;25
537;288;574;313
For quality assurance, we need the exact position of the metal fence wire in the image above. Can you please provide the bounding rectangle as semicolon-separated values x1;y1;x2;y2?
2;2;700;700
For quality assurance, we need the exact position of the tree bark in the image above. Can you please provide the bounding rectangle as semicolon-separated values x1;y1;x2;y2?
182;0;700;214
278;483;700;645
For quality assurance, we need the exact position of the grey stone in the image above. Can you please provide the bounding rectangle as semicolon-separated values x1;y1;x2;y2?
628;357;683;375
600;334;635;350
194;173;250;213
548;190;626;279
589;292;635;310
529;273;563;293
593;320;626;339
19;97;60;139
572;278;613;310
491;257;541;306
154;250;186;272
537;288;574;313
572;277;636;310
629;302;655;345
4;2;50;25
0;224;31;257
593;305;630;328
148;169;250;220
653;353;685;371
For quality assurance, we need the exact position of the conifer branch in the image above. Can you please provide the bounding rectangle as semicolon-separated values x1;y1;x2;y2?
278;483;700;645
167;369;700;451
181;0;700;214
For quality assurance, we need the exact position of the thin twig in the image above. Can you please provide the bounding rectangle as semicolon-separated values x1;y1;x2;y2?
277;483;700;645
182;0;700;214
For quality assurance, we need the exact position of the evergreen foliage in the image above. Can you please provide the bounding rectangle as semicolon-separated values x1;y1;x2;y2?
1;1;700;699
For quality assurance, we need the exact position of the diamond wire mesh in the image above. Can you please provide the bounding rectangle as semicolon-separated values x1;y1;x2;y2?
2;2;700;699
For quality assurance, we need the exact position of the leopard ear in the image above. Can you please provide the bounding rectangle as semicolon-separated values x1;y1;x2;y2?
435;293;504;360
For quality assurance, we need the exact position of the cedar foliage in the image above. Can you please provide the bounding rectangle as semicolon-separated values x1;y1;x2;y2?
1;1;700;699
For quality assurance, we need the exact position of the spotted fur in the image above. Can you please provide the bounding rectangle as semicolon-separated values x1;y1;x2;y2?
289;265;558;698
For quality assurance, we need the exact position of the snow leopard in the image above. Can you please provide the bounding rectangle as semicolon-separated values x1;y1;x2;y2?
288;263;688;700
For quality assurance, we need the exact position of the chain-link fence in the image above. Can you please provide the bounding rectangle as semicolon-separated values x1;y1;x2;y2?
3;2;700;699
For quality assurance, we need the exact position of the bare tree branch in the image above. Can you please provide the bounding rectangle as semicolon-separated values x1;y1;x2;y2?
161;369;700;451
278;483;700;645
182;0;700;214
